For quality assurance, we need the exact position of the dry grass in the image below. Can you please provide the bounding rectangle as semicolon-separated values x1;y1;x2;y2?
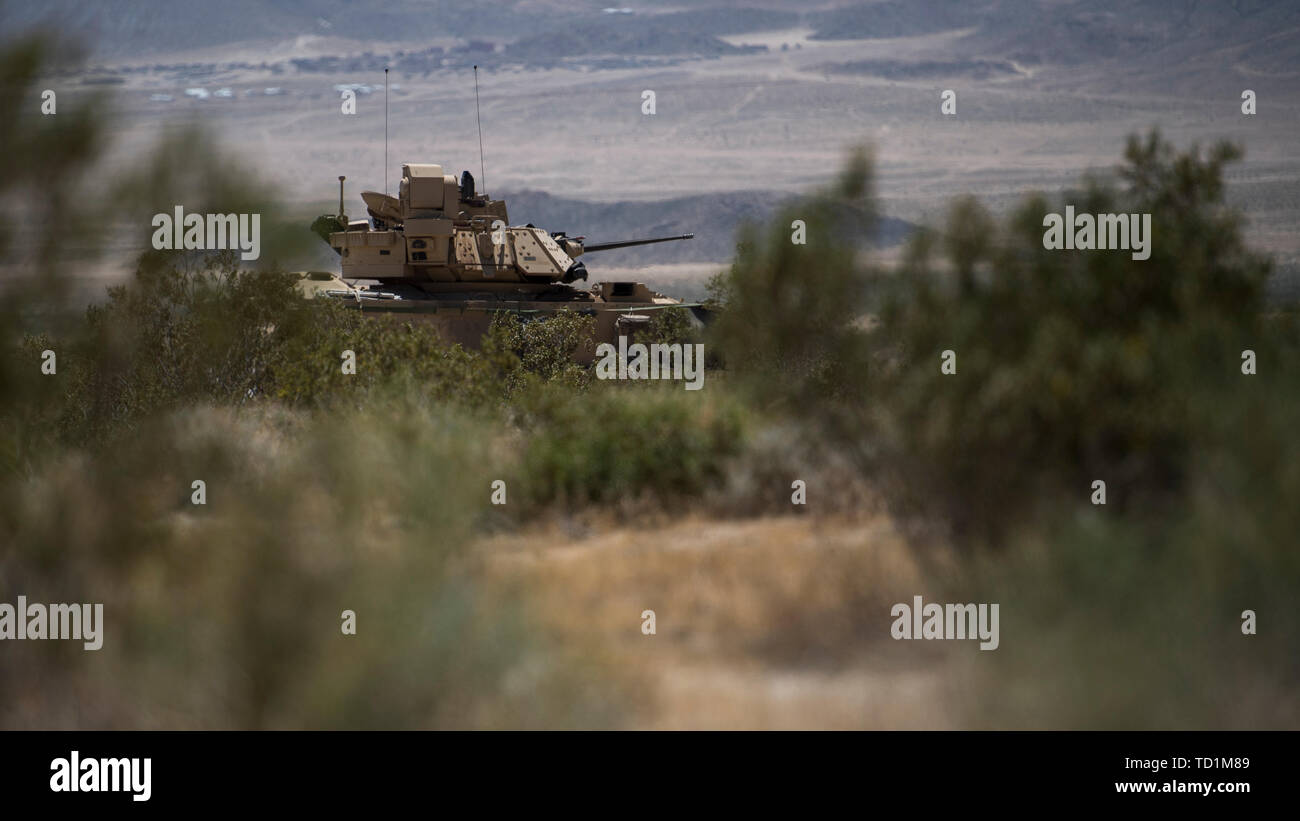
476;513;963;729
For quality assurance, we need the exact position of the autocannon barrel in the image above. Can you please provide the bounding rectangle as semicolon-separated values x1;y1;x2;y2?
582;233;694;253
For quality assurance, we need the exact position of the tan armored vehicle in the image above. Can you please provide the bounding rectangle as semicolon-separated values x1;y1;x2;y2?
302;165;699;361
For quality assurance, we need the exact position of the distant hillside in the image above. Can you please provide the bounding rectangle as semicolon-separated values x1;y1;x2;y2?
0;0;544;56
13;0;1296;83
808;0;985;39
0;1;795;61
809;1;1300;77
501;190;914;266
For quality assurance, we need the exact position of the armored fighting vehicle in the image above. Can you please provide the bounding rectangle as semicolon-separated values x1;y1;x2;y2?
300;165;699;361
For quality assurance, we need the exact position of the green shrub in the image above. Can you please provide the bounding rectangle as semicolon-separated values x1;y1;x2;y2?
481;309;597;396
644;306;701;347
7;251;626;455
515;383;747;510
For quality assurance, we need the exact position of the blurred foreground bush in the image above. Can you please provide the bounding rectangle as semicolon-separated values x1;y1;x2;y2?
0;401;635;728
715;132;1298;727
872;133;1273;543
706;146;876;412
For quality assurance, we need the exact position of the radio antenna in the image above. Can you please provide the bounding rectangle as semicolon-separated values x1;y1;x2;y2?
473;65;487;194
384;68;389;196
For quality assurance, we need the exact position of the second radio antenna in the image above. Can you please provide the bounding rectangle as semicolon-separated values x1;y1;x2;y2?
473;65;487;195
384;68;389;196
